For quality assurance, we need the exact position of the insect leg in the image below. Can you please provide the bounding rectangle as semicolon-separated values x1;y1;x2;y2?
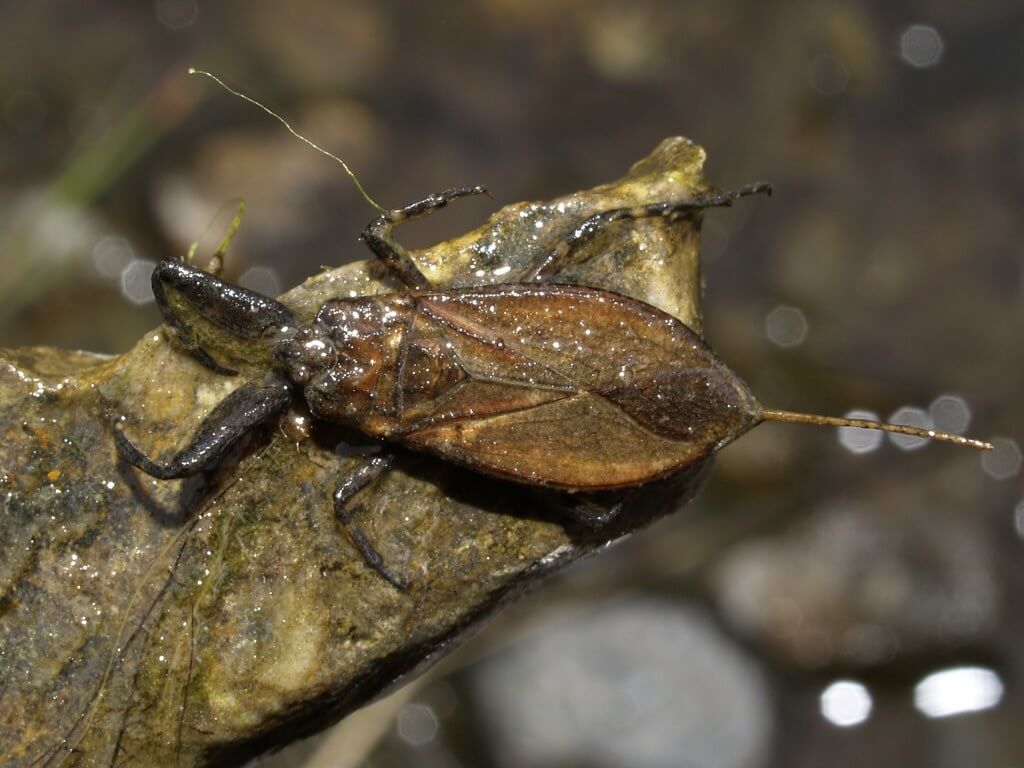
332;454;409;590
114;377;293;479
361;185;489;291
153;259;296;375
524;182;772;281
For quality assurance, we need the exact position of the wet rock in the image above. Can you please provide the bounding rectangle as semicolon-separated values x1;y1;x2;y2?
713;482;998;669
469;598;773;768
0;139;720;766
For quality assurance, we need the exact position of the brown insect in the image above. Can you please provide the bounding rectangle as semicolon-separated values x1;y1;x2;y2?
114;183;990;589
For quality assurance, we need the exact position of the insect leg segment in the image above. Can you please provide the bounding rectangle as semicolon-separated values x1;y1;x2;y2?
525;182;773;282
332;454;409;590
115;377;294;480
152;260;296;375
361;185;490;291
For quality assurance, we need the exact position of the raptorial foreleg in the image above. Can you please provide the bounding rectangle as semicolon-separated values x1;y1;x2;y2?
115;377;293;479
152;259;295;374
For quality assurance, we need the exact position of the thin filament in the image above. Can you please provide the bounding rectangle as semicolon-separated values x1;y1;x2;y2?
761;408;992;451
188;68;384;212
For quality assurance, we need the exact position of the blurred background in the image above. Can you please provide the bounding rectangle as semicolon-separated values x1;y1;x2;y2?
1;2;1021;766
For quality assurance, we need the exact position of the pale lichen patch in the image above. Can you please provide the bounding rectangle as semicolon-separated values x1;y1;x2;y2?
195;377;245;411
258;582;326;693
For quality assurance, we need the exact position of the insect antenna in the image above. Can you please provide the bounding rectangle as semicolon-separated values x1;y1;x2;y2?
187;67;384;213
760;408;992;451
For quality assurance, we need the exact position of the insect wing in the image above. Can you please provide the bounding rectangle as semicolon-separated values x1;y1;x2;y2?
402;285;760;490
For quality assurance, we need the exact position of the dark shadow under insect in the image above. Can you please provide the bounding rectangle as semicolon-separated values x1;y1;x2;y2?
118;181;983;589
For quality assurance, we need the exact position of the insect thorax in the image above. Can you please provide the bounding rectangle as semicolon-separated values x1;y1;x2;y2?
275;295;467;436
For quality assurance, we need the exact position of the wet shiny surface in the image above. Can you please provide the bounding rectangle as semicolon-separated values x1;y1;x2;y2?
0;140;714;766
400;285;759;487
1;2;1020;766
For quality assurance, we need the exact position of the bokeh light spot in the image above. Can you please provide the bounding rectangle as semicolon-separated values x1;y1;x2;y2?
928;394;971;435
92;235;135;279
914;666;1003;718
155;0;198;30
981;437;1022;480
765;305;808;349
899;25;944;68
120;260;157;305
887;406;930;451
239;266;283;297
820;680;873;728
397;702;439;747
838;410;884;454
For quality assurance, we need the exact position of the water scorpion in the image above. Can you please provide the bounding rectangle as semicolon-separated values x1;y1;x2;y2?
114;183;991;589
